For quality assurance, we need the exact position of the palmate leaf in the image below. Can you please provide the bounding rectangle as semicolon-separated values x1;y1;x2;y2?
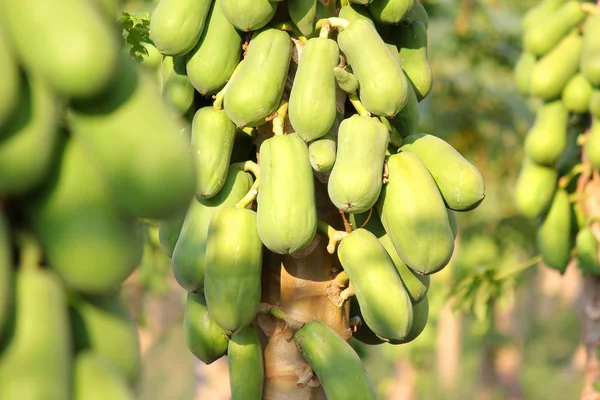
118;12;152;61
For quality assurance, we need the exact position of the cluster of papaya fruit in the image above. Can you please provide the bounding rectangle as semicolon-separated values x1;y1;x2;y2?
515;0;600;274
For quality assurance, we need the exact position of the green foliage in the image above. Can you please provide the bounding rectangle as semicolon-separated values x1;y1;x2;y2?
118;12;152;61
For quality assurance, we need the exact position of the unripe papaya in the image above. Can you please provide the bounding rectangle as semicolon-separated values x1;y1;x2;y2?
149;0;211;56
0;269;71;400
184;292;229;364
220;0;278;31
0;26;20;129
73;351;135;400
590;91;600;118
585;117;600;170
204;208;262;332
224;29;292;128
0;214;11;340
349;297;385;345
515;159;557;219
333;67;359;93
294;320;376;400
338;19;408;116
581;15;600;87
392;296;428;344
368;0;415;25
289;0;317;37
339;4;373;25
328;115;388;213
576;227;600;274
289;38;339;142
139;42;163;70
448;209;458;239
403;1;429;27
0;74;61;196
378;152;455;274
392;20;432;102
537;189;572;273
562;73;593;114
524;100;569;166
161;56;195;116
400;133;485;211
522;0;568;31
257;133;317;254
172;167;253;293
158;211;186;258
309;131;337;173
90;0;121;20
228;325;264;400
389;79;420;138
514;52;536;97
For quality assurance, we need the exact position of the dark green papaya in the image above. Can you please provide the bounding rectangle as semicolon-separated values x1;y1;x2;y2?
389;79;420;138
514;52;536;97
224;28;292;128
400;134;485;211
403;1;428;27
333;67;359;93
0;213;11;340
515;159;557;219
338;19;408;117
161;56;195;116
562;73;593;113
537;189;572;273
172;167;253;293
184;292;229;364
294;320;376;400
590;91;600;118
576;226;600;274
585;117;600;170
308;131;336;173
368;0;415;25
378;152;455;274
339;4;373;25
349;297;385;345
204;208;262;332
524;100;569;166
220;0;278;31
391;296;428;344
289;0;317;37
0;25;20;129
581;15;600;87
522;0;568;31
392;20;432;101
289;37;339;142
228;325;264;400
72;351;135;400
158;211;186;258
328;115;388;213
257;133;317;254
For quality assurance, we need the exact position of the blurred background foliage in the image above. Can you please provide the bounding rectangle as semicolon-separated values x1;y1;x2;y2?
118;0;587;399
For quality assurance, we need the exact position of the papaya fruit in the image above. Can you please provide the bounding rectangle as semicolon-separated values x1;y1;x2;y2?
69;293;141;385
349;297;385;345
0;269;71;400
24;137;145;294
158;211;186;258
204;208;263;332
220;0;278;31
0;0;118;98
0;26;20;129
522;0;568;31
184;292;229;364
400;133;485;211
224;28;292;128
514;52;536;97
585;117;600;170
529;32;583;101
149;0;211;56
448;209;458;239
172;167;253;293
403;1;429;27
590;91;600;118
562;73;593;113
557;128;582;177
515;158;557;219
537;189;572;273
257;133;317;254
392;296;428;344
328;115;389;213
339;4;373;25
0;74;61;196
73;351;135;400
334;67;359;93
289;37;339;142
289;0;317;37
0;213;11;339
581;15;600;87
368;0;415;25
228;325;264;400
524;100;569;166
392;20;432;101
309;131;337;173
378;152;455;274
68;55;196;219
90;0;120;20
389;79;420;138
294;320;376;400
338;19;408;117
338;229;413;341
139;42;163;71
161;56;195;116
576;226;600;274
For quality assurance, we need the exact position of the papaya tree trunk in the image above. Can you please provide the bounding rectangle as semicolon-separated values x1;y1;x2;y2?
581;274;600;400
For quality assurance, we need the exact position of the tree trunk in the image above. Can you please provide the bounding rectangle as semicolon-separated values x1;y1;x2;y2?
436;299;462;391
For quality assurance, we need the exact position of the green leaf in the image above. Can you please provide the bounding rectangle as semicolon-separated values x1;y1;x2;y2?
118;12;152;62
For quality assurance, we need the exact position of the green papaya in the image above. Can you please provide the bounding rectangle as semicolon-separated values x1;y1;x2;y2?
368;0;415;25
585;117;600;170
257;133;317;254
333;67;359;93
158;211;186;258
522;0;568;31
139;42;163;70
90;0;120;20
515;159;557;219
403;1;429;27
294;320;376;400
562;73;593;113
338;19;408;117
339;4;373;25
228;325;264;400
378;152;455;274
161;56;195;116
448;209;458;239
220;0;278;31
576;226;600;274
389;79;420;138
524;100;569;166
590;91;600;118
172;167;253;293
289;0;317;36
400;134;485;211
69;293;141;385
0;26;20;129
529;32;583;101
392;20;432;101
349;297;385;345
24;137;144;294
0;214;11;339
328;115;389;213
581;15;600;87
68;55;196;219
514;52;536;97
537;189;572;273
392;296;428;344
204;208;262;332
0;74;61;196
308;131;337;173
149;0;211;56
186;0;242;95
0;269;71;400
73;351;135;400
224;29;292;128
0;0;118;98
184;292;229;364
289;38;339;142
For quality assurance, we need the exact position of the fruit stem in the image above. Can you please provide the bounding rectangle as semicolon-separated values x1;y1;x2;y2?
231;160;260;178
332;270;349;287
236;178;260;209
240;126;257;138
17;231;42;271
212;60;244;110
559;163;588;189
582;2;600;15
340;283;355;300
349;213;357;231
272;100;289;136
315;17;350;32
349;92;371;117
258;303;304;331
340;0;350;6
317;220;348;254
358;208;374;229
319;21;331;39
272;21;295;32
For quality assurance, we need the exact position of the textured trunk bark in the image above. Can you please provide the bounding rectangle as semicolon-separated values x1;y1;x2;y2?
580;275;600;400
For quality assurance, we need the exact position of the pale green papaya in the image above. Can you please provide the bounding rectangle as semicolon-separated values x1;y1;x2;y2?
0;0;118;98
392;296;428;344
0;269;71;400
308;131;336;173
0;213;11;339
581;15;600;87
562;73;593;113
585;117;600;170
184;292;229;364
289;0;317;36
389;79;420;138
158;211;186;258
349;297;385;345
228;325;264;400
537;189;572;273
338;19;408;116
339;4;373;25
72;351;135;400
294;320;376;400
204;208;263;332
590;91;600;118
392;20;432;101
368;0;415;25
515;158;557;219
576;226;600;274
328;115;389;213
522;0;568;31
257;133;317;254
0;25;20;129
400;134;485;211
90;0;120;20
448;209;458;239
378;152;455;274
289;37;339;142
524;100;569;166
514;52;536;97
161;56;195;116
333;67;359;93
220;0;278;31
403;1;428;27
139;42;163;70
172;167;253;293
224;28;292;128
